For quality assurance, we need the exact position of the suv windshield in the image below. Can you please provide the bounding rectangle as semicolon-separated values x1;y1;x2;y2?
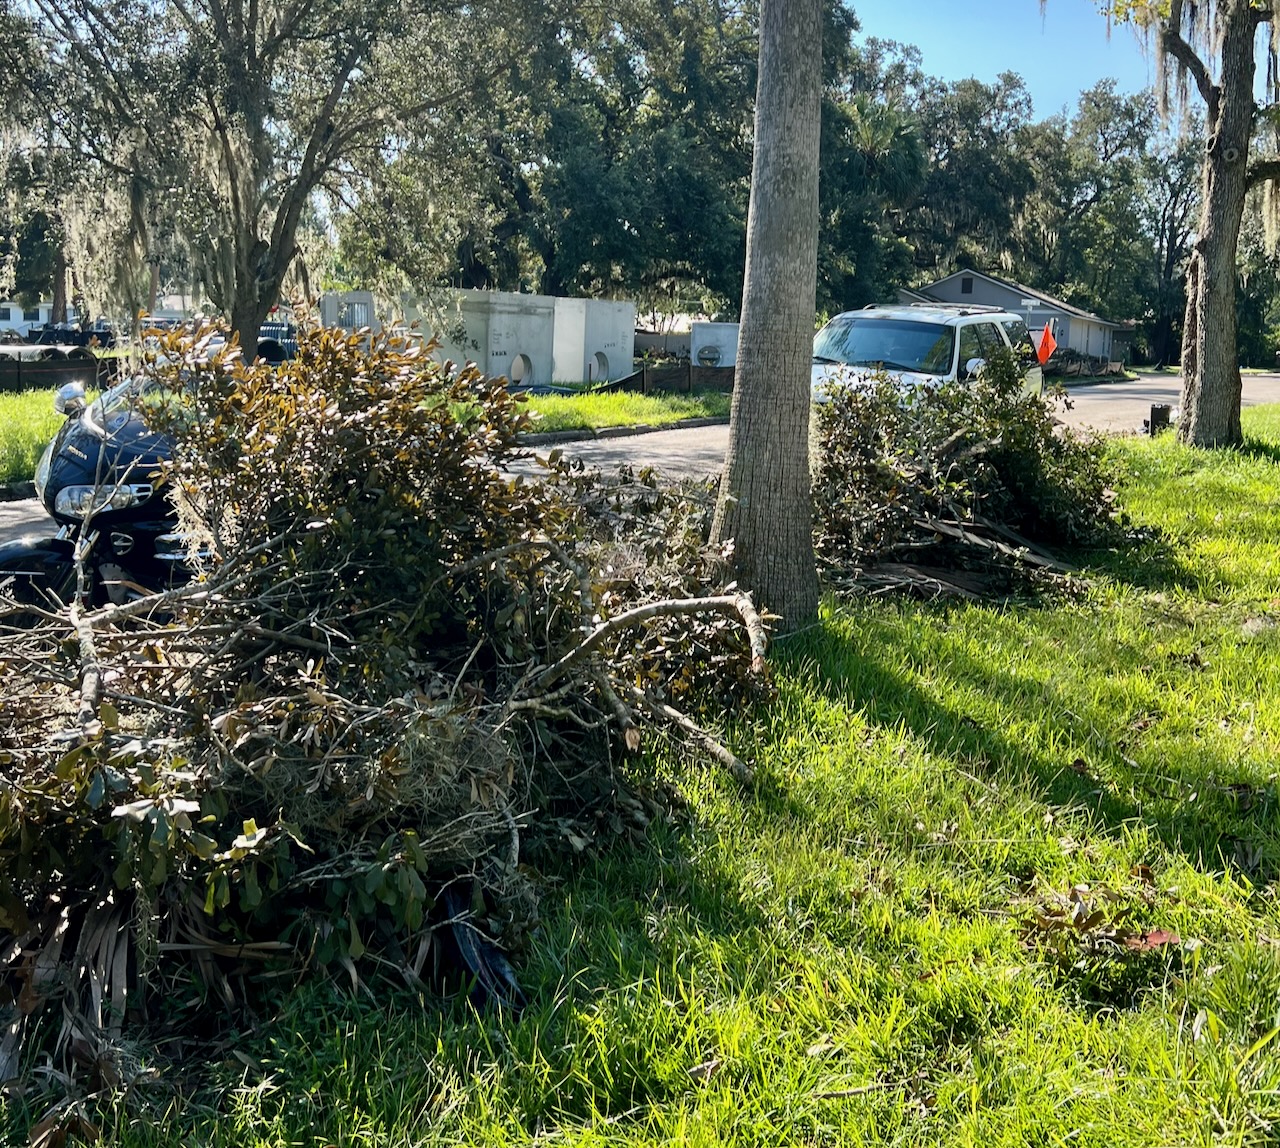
999;318;1039;366
813;316;955;375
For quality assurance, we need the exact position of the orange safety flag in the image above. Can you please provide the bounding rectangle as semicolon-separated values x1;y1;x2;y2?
1036;321;1057;365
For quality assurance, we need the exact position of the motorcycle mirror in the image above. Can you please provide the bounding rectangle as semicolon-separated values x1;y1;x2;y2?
54;381;87;417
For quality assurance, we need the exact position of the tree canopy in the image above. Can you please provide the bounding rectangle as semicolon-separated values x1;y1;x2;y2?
1;0;536;342
0;0;1275;384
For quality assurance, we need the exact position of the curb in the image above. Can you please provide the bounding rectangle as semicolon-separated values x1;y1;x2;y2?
521;415;729;447
0;482;35;502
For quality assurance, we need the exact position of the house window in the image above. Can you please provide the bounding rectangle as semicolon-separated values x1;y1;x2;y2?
23;307;40;322
961;276;974;295
0;307;10;321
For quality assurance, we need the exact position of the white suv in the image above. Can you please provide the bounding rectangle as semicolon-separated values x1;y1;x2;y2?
811;303;1044;400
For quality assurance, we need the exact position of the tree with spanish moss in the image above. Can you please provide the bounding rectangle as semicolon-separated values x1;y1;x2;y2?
1110;0;1280;445
0;0;529;347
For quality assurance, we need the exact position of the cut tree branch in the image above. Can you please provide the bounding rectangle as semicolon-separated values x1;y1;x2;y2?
1247;154;1280;188
627;685;753;784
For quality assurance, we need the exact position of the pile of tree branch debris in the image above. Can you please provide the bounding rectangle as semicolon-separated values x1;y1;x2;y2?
0;329;769;1105
812;353;1122;598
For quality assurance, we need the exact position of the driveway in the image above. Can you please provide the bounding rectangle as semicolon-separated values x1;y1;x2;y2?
1056;372;1280;433
0;496;47;548
5;373;1280;546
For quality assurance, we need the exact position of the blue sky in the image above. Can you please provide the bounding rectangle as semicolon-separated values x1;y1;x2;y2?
852;0;1156;117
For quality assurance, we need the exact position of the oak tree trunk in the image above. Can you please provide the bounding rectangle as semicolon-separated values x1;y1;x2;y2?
230;299;270;358
710;0;822;631
1177;0;1252;447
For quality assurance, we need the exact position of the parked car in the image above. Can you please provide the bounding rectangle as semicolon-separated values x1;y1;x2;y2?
812;304;1043;400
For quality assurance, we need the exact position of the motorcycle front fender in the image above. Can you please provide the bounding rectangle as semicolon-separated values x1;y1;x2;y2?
0;534;77;610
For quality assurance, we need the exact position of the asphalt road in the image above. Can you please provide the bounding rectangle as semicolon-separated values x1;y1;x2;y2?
5;373;1280;547
553;372;1280;475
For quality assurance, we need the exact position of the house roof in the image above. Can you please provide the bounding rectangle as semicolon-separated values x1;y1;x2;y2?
920;268;1127;329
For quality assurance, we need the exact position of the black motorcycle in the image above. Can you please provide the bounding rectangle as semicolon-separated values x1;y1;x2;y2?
0;376;190;611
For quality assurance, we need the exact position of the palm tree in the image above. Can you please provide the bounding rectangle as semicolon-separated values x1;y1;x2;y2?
710;0;822;630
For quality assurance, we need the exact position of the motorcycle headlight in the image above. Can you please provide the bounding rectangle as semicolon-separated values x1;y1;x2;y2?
33;442;53;499
54;483;154;519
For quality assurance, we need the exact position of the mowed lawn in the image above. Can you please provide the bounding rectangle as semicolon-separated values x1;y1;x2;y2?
8;412;1280;1147
0;389;62;485
526;389;731;432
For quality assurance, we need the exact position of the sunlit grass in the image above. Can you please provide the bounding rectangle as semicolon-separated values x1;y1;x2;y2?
525;390;731;433
0;388;61;485
9;408;1280;1147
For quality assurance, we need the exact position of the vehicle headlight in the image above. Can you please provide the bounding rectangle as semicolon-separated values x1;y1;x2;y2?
33;442;53;499
54;483;154;518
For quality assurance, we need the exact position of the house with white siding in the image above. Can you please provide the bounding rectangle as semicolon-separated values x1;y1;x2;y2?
0;300;80;338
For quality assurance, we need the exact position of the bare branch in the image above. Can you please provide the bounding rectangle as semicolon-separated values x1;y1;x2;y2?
627;685;753;784
592;669;641;753
69;604;103;733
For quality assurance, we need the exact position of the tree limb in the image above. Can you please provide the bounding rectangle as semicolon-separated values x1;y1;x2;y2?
69;604;103;733
626;685;753;784
1162;0;1214;109
592;669;640;753
1247;154;1280;188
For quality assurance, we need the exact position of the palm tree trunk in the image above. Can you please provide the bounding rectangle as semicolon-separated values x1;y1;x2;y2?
710;0;822;631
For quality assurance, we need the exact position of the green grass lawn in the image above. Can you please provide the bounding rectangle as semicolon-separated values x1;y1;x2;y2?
0;388;62;485
8;411;1280;1147
525;389;731;433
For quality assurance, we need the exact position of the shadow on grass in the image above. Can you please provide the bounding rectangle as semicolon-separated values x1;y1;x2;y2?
1064;517;1203;596
781;612;1277;886
1240;434;1280;466
1071;529;1203;593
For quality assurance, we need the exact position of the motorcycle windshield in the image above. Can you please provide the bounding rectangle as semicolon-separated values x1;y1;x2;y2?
84;376;193;440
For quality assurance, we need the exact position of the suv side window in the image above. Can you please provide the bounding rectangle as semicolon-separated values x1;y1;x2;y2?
975;323;1006;358
999;318;1038;366
957;325;983;377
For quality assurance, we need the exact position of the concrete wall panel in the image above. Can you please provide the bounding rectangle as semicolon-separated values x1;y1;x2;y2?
690;321;739;367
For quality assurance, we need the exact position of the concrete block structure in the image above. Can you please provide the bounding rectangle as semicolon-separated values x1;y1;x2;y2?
323;289;637;387
434;291;635;386
317;290;376;332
